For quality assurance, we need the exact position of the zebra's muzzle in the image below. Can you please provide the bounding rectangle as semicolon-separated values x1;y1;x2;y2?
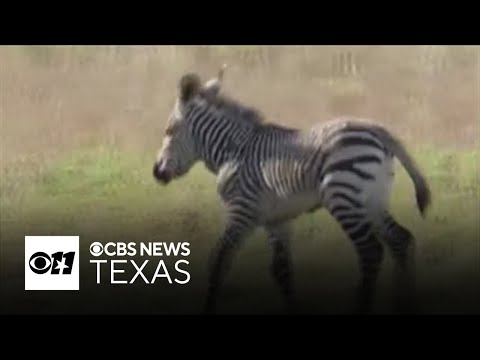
153;162;173;184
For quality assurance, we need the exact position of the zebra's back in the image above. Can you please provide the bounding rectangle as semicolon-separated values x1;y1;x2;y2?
237;117;398;225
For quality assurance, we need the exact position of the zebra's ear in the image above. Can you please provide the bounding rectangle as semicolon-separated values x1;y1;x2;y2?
179;73;202;102
203;64;227;97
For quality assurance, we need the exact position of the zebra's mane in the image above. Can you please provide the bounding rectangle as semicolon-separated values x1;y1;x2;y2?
197;89;266;129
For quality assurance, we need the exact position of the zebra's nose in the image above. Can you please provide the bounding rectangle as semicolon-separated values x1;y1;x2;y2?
153;161;172;184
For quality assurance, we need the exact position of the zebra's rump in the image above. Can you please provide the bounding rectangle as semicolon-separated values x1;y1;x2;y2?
306;118;393;175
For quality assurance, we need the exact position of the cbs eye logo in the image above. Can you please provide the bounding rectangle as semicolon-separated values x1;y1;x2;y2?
90;242;103;257
29;251;76;275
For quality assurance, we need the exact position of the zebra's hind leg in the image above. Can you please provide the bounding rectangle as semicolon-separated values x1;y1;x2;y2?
265;222;297;313
329;206;385;314
378;212;417;314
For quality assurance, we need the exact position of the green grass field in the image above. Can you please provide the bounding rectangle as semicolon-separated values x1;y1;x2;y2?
1;145;479;314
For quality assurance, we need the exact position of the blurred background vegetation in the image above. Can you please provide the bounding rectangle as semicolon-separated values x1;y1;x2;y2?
1;46;478;160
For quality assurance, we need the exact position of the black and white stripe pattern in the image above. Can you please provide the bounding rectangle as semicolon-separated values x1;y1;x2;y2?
153;69;431;314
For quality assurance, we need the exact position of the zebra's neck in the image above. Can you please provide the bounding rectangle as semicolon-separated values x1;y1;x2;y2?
188;102;258;174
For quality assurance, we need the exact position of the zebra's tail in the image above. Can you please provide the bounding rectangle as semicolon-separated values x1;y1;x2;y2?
372;126;432;217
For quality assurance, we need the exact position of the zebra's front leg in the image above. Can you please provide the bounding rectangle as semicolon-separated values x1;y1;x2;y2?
265;222;297;313
204;213;255;314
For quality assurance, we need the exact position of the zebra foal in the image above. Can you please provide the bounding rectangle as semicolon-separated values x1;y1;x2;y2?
153;67;431;314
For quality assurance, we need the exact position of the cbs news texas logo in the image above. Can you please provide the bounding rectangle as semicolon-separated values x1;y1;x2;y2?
25;236;79;290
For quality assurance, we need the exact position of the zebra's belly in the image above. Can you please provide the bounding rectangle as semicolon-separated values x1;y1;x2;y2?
263;191;321;224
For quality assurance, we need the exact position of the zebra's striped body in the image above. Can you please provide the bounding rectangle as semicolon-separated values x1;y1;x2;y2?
153;68;431;314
